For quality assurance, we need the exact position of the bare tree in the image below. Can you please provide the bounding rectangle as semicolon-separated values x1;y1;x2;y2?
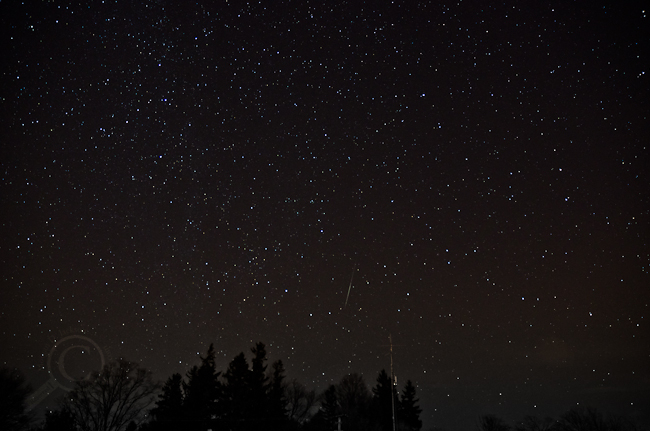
285;379;316;424
478;414;511;431
515;415;556;431
336;373;372;431
555;407;638;431
63;359;159;431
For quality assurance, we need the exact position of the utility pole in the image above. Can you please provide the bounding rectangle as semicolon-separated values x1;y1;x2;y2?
389;334;397;431
381;334;402;431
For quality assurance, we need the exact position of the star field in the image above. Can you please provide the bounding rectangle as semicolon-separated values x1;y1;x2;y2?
1;1;649;430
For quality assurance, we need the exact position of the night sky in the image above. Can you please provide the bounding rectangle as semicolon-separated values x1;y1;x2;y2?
1;1;649;430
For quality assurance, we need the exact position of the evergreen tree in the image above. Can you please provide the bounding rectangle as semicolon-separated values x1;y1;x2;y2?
315;384;339;431
0;367;32;431
398;380;422;431
222;352;251;430
267;360;289;431
183;344;222;430
149;373;184;431
248;342;270;425
372;369;398;431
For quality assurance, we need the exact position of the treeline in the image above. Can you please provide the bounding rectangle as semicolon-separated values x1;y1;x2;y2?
2;345;644;431
141;342;422;431
476;410;645;431
35;341;422;431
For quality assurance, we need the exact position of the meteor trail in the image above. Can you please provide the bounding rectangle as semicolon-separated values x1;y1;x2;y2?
344;265;356;308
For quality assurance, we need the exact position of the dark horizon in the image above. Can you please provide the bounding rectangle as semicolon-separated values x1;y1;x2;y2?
2;1;648;430
11;330;650;430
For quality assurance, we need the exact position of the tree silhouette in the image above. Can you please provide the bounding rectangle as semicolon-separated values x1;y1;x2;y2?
41;407;76;431
222;351;251;430
286;379;317;426
63;359;158;431
398;380;422;431
248;342;270;426
337;373;372;431
319;384;340;431
0;367;32;431
372;369;398;431
183;343;222;430
267;359;289;431
303;384;338;431
478;414;511;431
50;341;435;431
148;373;184;431
514;415;556;431
557;407;606;431
555;407;638;431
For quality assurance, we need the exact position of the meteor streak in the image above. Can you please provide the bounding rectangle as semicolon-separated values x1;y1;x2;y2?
344;265;356;308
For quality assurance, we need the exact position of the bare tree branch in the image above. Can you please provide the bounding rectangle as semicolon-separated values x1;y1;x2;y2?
285;379;316;424
63;359;159;431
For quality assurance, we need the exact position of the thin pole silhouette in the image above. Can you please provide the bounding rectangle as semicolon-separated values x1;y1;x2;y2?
389;334;397;431
380;334;404;431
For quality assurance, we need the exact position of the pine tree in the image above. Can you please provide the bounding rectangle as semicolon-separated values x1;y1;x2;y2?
267;359;288;430
248;342;269;425
398;380;422;431
372;369;398;431
321;384;339;431
222;352;251;430
0;367;32;431
149;373;184;431
183;344;222;430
